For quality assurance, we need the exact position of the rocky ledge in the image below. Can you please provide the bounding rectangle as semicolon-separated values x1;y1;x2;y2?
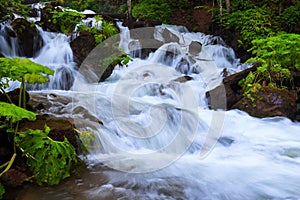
206;64;300;121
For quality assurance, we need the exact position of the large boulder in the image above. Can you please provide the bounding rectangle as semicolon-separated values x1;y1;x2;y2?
206;63;298;120
11;18;43;57
232;86;297;120
70;31;96;67
206;64;258;109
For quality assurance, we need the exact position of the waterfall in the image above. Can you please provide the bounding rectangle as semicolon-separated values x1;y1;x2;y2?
2;17;300;199
0;22;77;90
28;27;77;90
0;23;19;57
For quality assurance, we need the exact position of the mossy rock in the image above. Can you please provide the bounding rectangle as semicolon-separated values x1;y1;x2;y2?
232;86;297;120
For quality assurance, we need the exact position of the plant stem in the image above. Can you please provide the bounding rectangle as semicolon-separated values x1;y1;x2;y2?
0;153;16;177
0;88;13;104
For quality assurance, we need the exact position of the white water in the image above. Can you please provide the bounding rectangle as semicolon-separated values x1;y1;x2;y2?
2;20;300;199
0;23;77;90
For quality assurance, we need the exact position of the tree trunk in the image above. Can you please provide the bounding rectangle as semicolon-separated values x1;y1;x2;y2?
225;0;230;13
219;0;223;15
127;0;133;29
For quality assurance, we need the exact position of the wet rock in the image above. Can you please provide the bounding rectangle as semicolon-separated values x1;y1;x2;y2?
19;116;79;153
206;84;239;110
172;75;193;83
218;136;234;147
161;28;179;43
70;31;96;67
11;18;43;57
4;26;16;38
0;169;29;187
129;39;163;59
188;41;202;56
206;64;258;109
232;86;297;120
123;19;162;29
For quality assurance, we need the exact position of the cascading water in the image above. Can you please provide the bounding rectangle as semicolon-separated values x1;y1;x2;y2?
0;22;77;90
28;27;77;90
2;17;300;199
0;23;19;57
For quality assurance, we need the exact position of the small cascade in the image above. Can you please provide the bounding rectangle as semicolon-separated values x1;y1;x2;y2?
0;23;19;57
27;28;77;90
0;21;77;90
118;21;142;58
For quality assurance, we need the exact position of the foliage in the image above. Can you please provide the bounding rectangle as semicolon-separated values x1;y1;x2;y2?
0;57;54;108
249;33;300;71
0;0;29;21
64;0;125;13
51;10;84;33
100;51;132;70
279;2;300;32
0;58;77;194
100;21;119;40
74;129;99;155
239;33;300;95
165;0;192;9
0;182;4;199
218;7;279;48
64;0;91;11
0;102;36;128
15;126;78;185
132;0;171;23
0;58;54;84
77;18;118;44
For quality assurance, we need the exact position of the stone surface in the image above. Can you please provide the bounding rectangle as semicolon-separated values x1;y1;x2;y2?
232;86;297;120
11;18;43;57
70;31;96;67
19;116;79;152
206;64;258;110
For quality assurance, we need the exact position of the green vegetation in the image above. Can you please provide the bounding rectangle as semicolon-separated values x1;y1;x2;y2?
77;17;119;44
0;0;28;21
74;129;99;155
219;7;279;48
212;0;300;97
64;0;125;13
132;0;171;23
239;33;300;95
15;126;77;185
0;182;4;199
0;58;54;108
0;58;78;195
51;10;84;33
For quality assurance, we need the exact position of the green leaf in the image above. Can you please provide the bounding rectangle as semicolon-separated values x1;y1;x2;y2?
0;102;36;124
15;127;78;185
0;58;54;84
0;182;4;199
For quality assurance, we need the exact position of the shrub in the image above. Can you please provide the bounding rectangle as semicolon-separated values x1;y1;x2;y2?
239;33;300;94
132;0;171;23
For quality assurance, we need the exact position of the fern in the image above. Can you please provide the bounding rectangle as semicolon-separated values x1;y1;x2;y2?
15;126;78;185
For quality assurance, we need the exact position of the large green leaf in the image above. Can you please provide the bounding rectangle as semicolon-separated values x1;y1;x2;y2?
0;102;36;124
15;127;78;185
0;58;54;84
